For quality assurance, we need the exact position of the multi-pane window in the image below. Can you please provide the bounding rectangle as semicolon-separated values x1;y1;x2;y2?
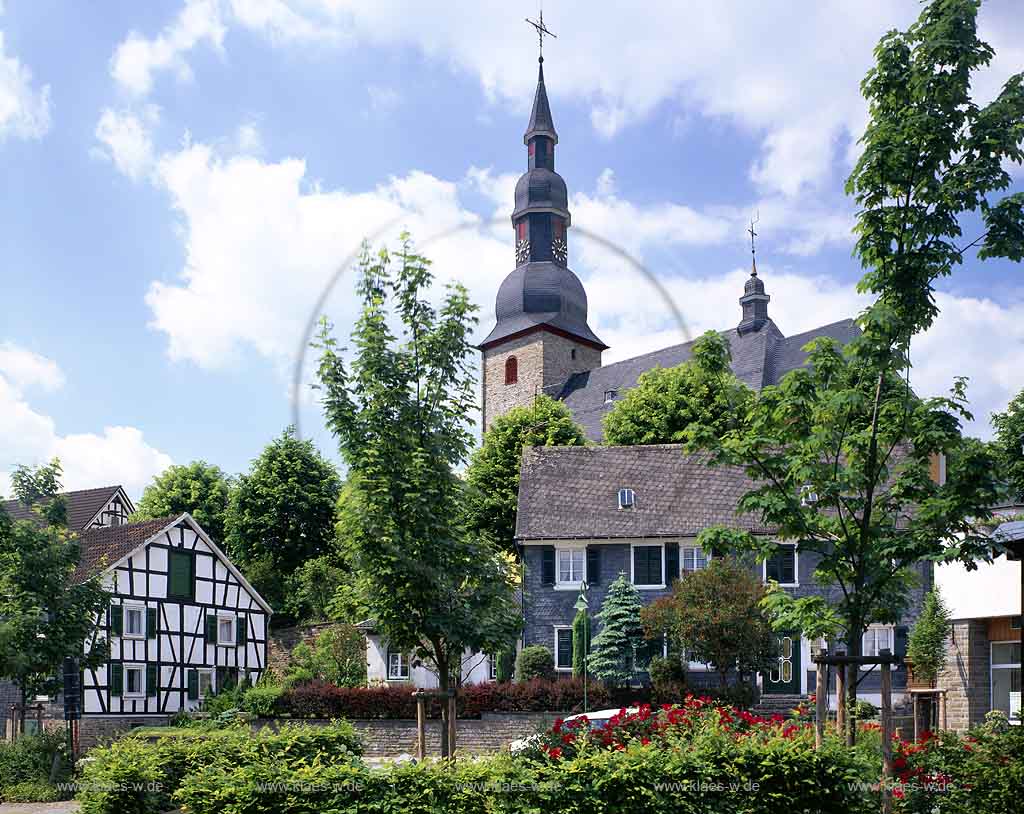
862;626;893;657
218;617;235;646
555;627;573;671
124;665;144;697
387;647;410;680
198;670;214;699
557;548;585;585
632;545;663;587
764;544;797;585
991;642;1021;720
488;654;498;681
124;607;144;638
681;546;707;573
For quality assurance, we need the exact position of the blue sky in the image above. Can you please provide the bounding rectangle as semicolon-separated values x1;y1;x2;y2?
1;0;1022;499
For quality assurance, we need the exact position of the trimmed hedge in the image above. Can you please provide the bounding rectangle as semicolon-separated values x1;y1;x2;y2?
281;678;612;719
76;720;362;814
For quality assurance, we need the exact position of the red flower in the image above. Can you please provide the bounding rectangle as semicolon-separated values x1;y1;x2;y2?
641;737;651;745
553;718;563;733
548;747;562;760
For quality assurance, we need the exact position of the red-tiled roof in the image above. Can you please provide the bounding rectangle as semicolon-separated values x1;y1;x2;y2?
2;486;125;531
72;516;178;584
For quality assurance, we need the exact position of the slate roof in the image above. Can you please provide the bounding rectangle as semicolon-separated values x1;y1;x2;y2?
1;485;127;531
551;318;859;441
515;444;774;541
524;60;557;144
72;516;177;584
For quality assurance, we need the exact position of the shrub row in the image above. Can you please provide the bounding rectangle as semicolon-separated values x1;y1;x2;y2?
280;678;614;719
0;732;71;804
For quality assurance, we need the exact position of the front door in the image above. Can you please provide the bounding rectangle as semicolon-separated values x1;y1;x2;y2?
763;632;801;694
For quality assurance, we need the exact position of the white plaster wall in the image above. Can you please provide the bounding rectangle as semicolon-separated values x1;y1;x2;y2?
935;555;1021;620
365;636;496;688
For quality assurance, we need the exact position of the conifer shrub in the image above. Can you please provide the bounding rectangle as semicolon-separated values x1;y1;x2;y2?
515;645;555;682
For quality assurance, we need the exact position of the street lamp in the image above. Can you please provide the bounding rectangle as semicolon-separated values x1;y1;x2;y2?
574;583;589;713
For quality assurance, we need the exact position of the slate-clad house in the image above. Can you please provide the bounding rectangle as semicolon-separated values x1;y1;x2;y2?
515;444;928;704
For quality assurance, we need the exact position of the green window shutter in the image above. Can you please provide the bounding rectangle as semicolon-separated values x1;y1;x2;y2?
205;613;218;644
236;616;247;646
110;663;123;697
146;664;158;697
187;669;198;700
168;550;194;599
110;605;123;637
146;608;157;639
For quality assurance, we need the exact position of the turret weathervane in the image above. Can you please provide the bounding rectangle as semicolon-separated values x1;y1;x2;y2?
525;8;556;60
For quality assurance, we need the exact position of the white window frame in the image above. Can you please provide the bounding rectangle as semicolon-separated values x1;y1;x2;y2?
554;625;574;672
681;545;709;574
630;543;666;590
554;545;586;590
197;669;214;700
123;603;146;640
617;487;634;508
861;625;894;657
990;640;1021;724
217;614;236;646
123;663;146;698
762;543;799;587
386;646;410;681
488;654;498;682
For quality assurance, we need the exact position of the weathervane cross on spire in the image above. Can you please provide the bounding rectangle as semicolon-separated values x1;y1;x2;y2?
525;6;556;61
748;212;760;276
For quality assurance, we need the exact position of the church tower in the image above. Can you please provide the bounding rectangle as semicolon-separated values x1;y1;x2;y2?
479;55;607;431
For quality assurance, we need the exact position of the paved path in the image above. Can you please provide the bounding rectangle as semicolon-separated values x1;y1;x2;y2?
0;803;78;814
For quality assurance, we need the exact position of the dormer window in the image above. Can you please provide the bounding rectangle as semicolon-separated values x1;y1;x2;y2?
504;356;518;385
618;488;635;509
604;389;618;403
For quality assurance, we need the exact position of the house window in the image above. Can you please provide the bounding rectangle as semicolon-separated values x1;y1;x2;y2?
488;654;498;681
557;548;585;586
991;642;1021;722
124;606;145;639
386;646;410;680
124;665;145;697
570;348;576;360
764;544;798;586
862;626;893;657
217;616;236;646
198;670;214;699
681;546;708;573
504;356;518;385
632;544;664;588
554;627;573;671
604;389;618;403
168;549;195;599
618;488;635;509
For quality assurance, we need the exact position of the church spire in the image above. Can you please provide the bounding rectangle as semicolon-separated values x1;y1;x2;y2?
524;60;558;146
738;217;770;335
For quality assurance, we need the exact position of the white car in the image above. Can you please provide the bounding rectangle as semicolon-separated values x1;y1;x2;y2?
509;707;639;754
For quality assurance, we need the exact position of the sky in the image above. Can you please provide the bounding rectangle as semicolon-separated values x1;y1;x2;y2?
1;0;1023;500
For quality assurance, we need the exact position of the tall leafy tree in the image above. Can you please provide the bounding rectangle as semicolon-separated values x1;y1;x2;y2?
315;235;520;756
465;395;587;555
690;0;1021;743
0;461;110;732
225;428;341;619
992;388;1024;503
133;461;233;542
603;331;752;446
587;573;644;687
641;558;775;688
906;588;951;686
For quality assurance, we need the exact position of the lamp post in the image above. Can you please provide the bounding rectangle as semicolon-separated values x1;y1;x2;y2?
574;584;589;713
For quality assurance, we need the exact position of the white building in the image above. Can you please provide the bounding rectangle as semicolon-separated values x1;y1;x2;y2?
357;621;497;687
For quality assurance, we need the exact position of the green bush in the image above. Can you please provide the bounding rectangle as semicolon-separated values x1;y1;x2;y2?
77;721;363;814
285;625;367;688
648;655;686;688
243;684;285;717
2;779;61;803
853;699;879;720
516;645;555;682
0;732;71;791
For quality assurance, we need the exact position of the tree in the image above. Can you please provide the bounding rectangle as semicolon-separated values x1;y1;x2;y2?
906;588;951;686
465;395;587;555
992;388;1024;503
315;235;520;756
688;0;1021;745
641;558;775;688
133;461;233;543
285;625;367;688
587;573;645;687
0;461;110;732
224;428;341;620
571;606;590;680
603;331;752;446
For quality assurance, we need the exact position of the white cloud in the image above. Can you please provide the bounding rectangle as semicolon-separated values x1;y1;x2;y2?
0;30;51;141
110;0;225;96
0;344;172;498
93;106;159;180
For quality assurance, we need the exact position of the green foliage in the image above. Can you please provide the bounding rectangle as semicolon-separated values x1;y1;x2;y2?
76;721;363;814
285;625;367;688
642;558;775;687
494;647;515;683
852;700;879;721
242;685;284;718
224;427;341;620
603;331;752;446
647;654;686;689
0;732;70;794
588;572;645;687
2;779;61;803
992;388;1024;503
465;395;587;554
571;607;590;679
199;680;249;722
132;461;233;542
0;462;110;709
515;645;554;682
315;234;520;757
907;588;951;686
